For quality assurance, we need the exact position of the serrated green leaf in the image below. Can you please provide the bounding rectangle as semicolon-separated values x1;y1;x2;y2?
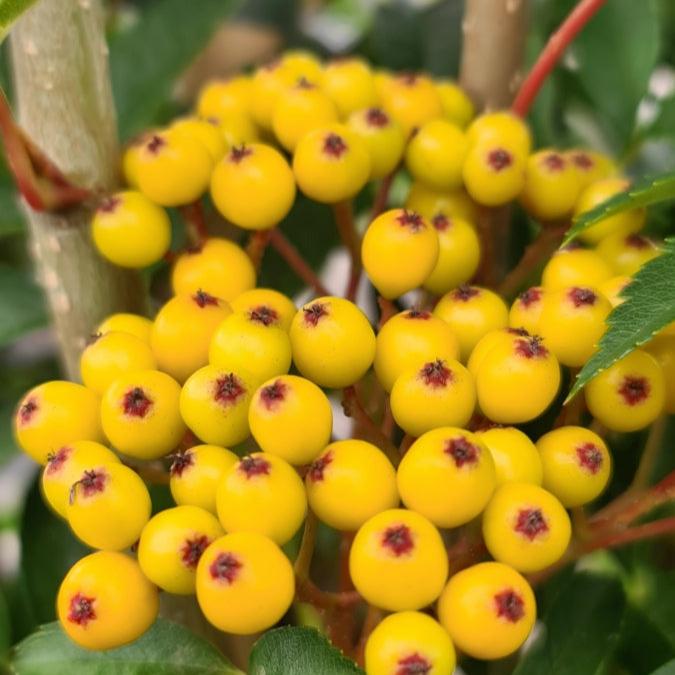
567;238;675;401
0;265;47;348
564;172;675;246
249;627;363;675
513;572;625;675
0;0;38;41
8;619;242;675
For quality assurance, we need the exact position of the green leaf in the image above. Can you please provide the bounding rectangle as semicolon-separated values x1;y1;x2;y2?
0;0;38;41
109;0;239;140
564;172;675;246
0;265;47;348
8;619;242;675
567;238;675;401
249;627;363;675
0;587;10;659
651;660;675;675
513;572;625;675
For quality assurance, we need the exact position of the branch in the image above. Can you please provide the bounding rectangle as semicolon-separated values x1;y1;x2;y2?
268;229;329;296
333;200;362;302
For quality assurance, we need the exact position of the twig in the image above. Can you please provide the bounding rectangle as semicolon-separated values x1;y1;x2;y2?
631;415;667;491
354;605;384;667
295;510;318;580
370;171;395;221
296;579;361;610
333;200;362;302
268;229;329;296
377;296;397;329
246;230;272;270
179;201;208;244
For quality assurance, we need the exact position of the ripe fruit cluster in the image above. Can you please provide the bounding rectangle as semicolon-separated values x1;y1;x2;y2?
14;49;672;673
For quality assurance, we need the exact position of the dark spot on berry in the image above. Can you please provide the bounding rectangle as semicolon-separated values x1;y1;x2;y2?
452;284;480;302
181;535;211;569
249;305;279;326
146;134;166;154
626;233;650;250
323;133;348;158
193;290;219;308
568;287;597;307
229;145;253;163
46;446;71;475
308;451;333;482
419;360;453;388
518;287;542;308
431;213;451;231
303;302;329;327
98;195;121;213
494;589;525;622
570;152;594;170
507;327;531;337
405;309;431;320
239;455;271;478
382;524;414;556
396;210;425;231
576;442;603;474
68;593;96;626
209;552;242;584
515;507;549;540
259;380;288;410
398;72;419;86
542;152;565;172
186;243;204;255
170;450;194;477
70;469;107;504
444;436;480;468
487;148;513;172
515;335;548;359
618;375;650;406
123;387;153;418
366;107;389;127
18;397;38;425
214;374;246;407
396;653;432;675
296;76;314;90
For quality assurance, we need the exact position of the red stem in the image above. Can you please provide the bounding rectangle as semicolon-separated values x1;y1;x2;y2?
584;516;675;553
333;200;362;302
246;230;272;270
268;229;329;296
370;171;395;221
511;0;608;117
179;201;208;244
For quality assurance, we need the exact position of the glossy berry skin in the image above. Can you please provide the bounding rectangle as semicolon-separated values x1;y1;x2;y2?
539;286;611;367
482;482;571;573
169;117;227;162
210;143;296;231
380;73;443;137
321;58;377;117
289;296;376;389
466;111;532;155
172;238;256;302
250;61;299;130
213;109;259;147
349;508;448;611
42;441;120;519
536;426;611;507
405;119;468;190
599;275;630;308
423;215;480;295
437;562;536;660
292;124;371;203
96;313;153;344
196;76;252;118
135;130;212;207
475;334;561;424
92;191;171;268
272;81;338;152
585;349;666;432
467;327;531;378
347;107;405;180
541;246;613;291
365;611;456;675
151;291;232;384
80;331;157;396
390;359;476;437
645;336;675;414
14;381;104;465
138;505;224;595
397;427;496;528
209;309;292;384
306;440;398;531
374;309;460;392
509;286;547;335
596;232;661;276
477;427;543;487
574;178;646;245
57;551;159;651
436;79;474;128
405;181;478;224
230;288;296;332
196;532;294;635
519;149;580;222
249;375;332;466
101;370;186;460
216;452;307;545
180;365;255;447
433;285;509;362
361;209;439;299
169;444;238;514
565;149;615;189
66;462;151;551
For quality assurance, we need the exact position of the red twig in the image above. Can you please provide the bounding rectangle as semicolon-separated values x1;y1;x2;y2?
377;296;397;329
333;201;362;302
268;229;329;296
247;230;272;270
584;516;675;553
295;579;361;610
370;171;395;221
512;0;608;117
179;201;208;244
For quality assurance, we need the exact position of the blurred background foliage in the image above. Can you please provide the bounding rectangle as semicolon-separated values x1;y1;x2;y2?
2;0;675;672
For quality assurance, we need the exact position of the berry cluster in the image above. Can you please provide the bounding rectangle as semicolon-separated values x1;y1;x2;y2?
13;48;673;673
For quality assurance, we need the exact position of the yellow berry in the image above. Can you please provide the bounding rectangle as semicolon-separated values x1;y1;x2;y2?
476;427;543;487
466;111;532;155
250;61;298;130
212;109;259;146
249;375;332;465
381;73;443;137
467;326;529;378
596;232;661;276
280;50;323;81
196;532;294;635
437;562;536;660
138;505;224;594
101;369;186;460
121;131;155;188
645;335;675;414
216;453;306;545
321;58;378;118
436;79;474;128
306;440;398;531
230;288;296;332
196;76;252;118
349;508;448;611
565;149;615;189
482;482;571;573
405;182;478;223
361;208;439;299
14;381;104;465
57;551;158;650
599;275;631;308
541;246;613;291
92;191;171;268
290;296;376;389
169;116;227;162
96;313;152;344
509;286;547;335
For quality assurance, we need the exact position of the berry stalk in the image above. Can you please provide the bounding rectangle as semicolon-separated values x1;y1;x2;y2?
268;229;329;296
